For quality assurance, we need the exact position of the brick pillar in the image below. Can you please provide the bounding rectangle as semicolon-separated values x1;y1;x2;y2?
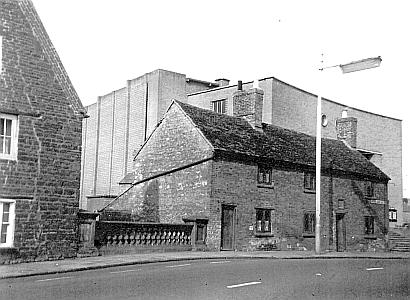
336;117;358;148
233;87;264;131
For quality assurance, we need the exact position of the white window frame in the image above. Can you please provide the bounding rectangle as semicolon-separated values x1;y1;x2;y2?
0;113;18;160
0;199;16;248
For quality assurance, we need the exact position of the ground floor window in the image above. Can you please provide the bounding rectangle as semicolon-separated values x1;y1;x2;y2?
303;212;315;234
195;220;207;244
364;216;375;235
256;209;272;233
0;199;16;247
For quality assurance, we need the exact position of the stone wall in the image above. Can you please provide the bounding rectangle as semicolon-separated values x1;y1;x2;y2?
0;0;83;263
207;157;388;252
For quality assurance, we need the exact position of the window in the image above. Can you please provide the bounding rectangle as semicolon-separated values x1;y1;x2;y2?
338;199;345;210
211;99;227;114
195;220;207;244
256;209;272;233
303;212;315;234
364;216;375;235
0;113;18;160
389;208;397;222
257;165;272;185
365;181;375;198
0;200;16;247
304;172;315;191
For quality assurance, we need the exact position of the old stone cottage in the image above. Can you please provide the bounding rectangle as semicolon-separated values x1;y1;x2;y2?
102;86;389;252
0;0;85;263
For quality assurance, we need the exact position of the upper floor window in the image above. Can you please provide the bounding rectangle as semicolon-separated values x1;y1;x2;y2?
257;165;272;185
364;216;375;235
0;199;16;248
389;208;397;222
304;172;315;191
0;113;18;160
256;209;272;233
365;181;375;198
211;99;227;114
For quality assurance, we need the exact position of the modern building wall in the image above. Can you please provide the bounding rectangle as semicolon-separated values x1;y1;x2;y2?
0;0;84;263
80;70;205;209
187;78;403;226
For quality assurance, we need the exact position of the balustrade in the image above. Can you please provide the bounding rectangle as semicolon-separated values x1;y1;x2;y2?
95;221;193;252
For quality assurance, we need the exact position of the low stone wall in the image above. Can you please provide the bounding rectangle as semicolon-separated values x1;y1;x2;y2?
95;221;193;255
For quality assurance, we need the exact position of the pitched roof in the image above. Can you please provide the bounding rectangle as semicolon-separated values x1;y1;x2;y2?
176;101;389;182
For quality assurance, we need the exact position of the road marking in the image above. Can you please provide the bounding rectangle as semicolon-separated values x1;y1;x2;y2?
210;261;231;264
110;269;142;274
36;276;72;282
366;267;384;271
315;273;322;276
227;281;261;289
166;263;191;268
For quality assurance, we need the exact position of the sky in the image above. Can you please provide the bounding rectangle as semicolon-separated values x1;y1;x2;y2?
31;0;409;197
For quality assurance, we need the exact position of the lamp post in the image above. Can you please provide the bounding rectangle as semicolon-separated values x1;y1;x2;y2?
315;56;382;254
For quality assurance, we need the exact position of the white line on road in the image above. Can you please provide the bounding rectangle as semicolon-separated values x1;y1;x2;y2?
110;269;142;274
36;276;72;282
366;267;384;271
210;261;231;264
166;263;191;268
226;281;261;289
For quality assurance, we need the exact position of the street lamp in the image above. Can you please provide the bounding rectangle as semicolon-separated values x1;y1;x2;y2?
315;56;382;254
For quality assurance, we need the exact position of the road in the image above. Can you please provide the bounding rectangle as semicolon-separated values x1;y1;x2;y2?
0;258;409;299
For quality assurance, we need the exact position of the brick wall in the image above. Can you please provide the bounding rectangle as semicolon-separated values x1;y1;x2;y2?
208;158;388;252
0;0;83;263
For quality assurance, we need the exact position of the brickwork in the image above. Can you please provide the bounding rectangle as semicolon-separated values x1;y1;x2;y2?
336;117;358;148
0;0;83;263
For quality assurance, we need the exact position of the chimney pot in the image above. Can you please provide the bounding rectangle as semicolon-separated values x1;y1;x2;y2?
238;80;243;91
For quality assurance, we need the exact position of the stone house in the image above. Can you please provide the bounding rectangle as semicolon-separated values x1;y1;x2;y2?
103;86;390;252
0;0;85;263
81;69;402;228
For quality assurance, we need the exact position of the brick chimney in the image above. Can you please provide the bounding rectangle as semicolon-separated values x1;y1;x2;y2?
336;116;358;148
233;81;264;131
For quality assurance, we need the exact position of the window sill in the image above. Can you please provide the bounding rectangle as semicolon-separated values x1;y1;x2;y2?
257;184;274;189
303;189;316;194
255;233;275;238
302;233;315;238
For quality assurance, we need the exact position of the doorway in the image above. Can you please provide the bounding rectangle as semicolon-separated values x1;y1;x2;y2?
336;213;346;252
221;205;236;250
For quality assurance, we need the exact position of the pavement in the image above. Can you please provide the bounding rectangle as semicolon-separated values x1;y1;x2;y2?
1;250;409;279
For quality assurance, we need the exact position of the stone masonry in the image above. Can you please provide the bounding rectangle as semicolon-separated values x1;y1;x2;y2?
0;0;85;263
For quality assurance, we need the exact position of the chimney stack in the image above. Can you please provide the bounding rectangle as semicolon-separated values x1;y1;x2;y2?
336;115;358;148
215;78;230;87
233;83;264;131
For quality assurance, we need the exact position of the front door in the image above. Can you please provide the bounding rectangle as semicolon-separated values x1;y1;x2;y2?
336;213;346;252
221;205;235;250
